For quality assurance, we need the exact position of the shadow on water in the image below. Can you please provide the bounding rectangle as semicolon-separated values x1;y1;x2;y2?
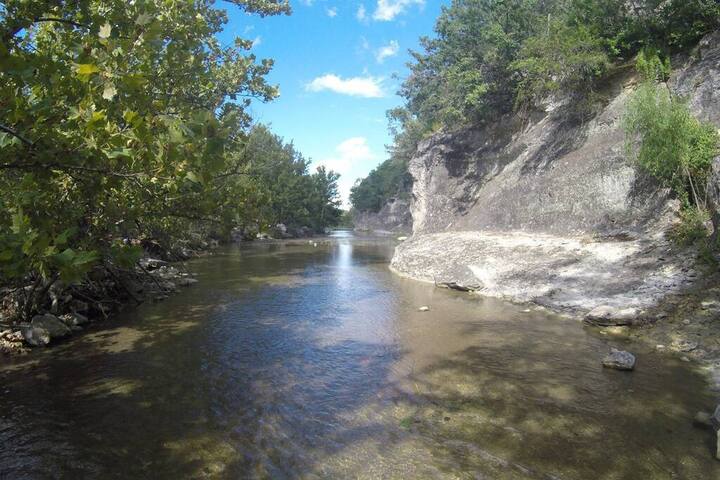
1;233;718;479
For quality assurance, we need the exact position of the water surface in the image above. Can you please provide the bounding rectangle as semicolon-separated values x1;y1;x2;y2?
1;232;718;479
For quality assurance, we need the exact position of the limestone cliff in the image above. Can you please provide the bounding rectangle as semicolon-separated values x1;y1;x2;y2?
353;197;412;235
392;31;720;318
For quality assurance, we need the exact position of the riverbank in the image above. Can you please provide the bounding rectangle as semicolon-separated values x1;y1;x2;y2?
0;252;204;354
0;230;339;354
390;231;720;397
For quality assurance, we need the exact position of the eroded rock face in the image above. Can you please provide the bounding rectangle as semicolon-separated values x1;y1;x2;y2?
354;197;412;234
393;31;720;315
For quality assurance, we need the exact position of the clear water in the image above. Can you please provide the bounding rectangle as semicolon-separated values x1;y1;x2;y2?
1;232;718;479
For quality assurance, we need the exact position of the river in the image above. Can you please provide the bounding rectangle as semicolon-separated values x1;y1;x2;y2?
1;231;718;479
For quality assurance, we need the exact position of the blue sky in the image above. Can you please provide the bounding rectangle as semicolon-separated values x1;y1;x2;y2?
217;0;449;207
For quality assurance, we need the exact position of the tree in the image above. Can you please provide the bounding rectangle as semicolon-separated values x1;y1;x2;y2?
0;0;290;307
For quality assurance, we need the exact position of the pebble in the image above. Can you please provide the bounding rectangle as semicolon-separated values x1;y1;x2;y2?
418;306;430;312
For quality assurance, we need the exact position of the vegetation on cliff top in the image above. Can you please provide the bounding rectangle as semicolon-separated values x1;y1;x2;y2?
351;0;719;214
0;0;340;317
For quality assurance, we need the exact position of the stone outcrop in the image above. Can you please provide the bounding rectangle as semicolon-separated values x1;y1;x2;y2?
353;197;412;234
392;31;720;315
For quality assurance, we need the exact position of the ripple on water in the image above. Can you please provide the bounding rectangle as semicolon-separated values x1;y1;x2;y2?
0;235;718;479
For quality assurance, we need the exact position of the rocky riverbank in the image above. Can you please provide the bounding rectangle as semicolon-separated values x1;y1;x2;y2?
0;254;203;354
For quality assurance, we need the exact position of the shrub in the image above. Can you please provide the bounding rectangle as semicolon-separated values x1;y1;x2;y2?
624;83;719;211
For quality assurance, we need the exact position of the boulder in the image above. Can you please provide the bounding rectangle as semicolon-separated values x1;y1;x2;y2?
602;348;636;371
22;326;51;347
31;314;71;339
585;306;641;326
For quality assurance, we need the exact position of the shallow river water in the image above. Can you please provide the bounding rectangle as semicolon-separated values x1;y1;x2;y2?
1;232;719;479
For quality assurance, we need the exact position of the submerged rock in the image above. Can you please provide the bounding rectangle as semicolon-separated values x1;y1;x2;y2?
31;314;71;339
177;277;199;287
602;348;636;371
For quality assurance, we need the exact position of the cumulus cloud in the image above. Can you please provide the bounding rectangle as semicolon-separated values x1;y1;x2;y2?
317;137;378;207
375;40;399;63
326;7;337;17
373;0;424;21
356;4;367;22
305;74;384;98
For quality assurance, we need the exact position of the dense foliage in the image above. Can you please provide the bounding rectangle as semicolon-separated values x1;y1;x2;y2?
0;1;340;295
625;83;719;211
244;125;342;232
349;158;412;214
389;0;720;155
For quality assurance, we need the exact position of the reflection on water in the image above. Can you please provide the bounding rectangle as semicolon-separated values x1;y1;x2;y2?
1;231;718;479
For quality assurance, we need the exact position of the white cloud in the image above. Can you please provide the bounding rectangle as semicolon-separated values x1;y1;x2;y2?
326;6;338;17
373;0;424;21
356;4;367;22
317;137;378;207
360;36;370;51
305;74;385;98
251;36;262;48
375;40;399;63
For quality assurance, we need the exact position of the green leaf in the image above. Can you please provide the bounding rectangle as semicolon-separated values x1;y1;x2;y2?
106;148;132;159
76;64;100;76
186;171;201;183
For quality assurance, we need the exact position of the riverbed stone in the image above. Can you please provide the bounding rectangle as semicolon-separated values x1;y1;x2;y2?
177;277;199;287
31;314;71;339
602;348;636;371
418;306;430;312
585;306;641;326
671;339;699;353
22;326;51;347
